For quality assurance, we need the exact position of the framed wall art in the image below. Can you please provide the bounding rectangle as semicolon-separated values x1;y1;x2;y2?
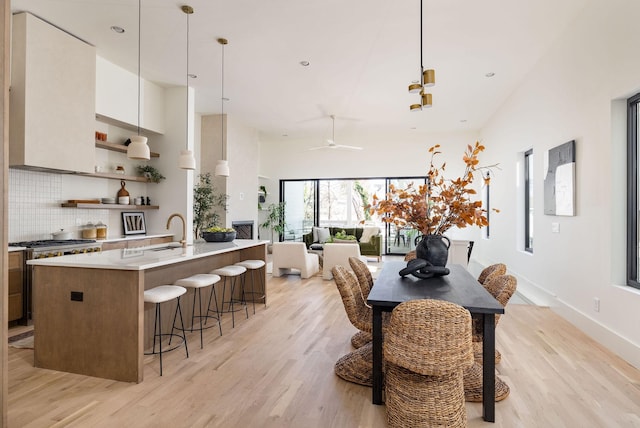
122;211;146;235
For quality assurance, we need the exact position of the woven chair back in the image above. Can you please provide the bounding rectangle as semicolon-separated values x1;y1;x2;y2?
384;299;473;376
484;274;517;326
404;250;417;262
348;257;373;299
478;263;507;284
331;265;371;333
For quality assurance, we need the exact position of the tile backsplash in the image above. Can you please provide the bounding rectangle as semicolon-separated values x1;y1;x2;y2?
9;168;109;242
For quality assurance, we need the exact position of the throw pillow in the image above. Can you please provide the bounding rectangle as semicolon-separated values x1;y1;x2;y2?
316;227;330;244
359;226;380;244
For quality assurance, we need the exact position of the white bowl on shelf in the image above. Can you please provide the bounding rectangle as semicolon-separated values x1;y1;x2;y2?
101;198;116;204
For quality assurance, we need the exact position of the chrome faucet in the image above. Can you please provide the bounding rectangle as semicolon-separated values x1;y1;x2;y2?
166;213;187;248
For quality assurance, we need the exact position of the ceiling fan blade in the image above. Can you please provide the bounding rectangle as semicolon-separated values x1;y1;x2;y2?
335;144;364;151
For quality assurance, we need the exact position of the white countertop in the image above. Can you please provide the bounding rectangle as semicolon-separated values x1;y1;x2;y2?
99;233;173;243
8;246;26;252
27;239;267;271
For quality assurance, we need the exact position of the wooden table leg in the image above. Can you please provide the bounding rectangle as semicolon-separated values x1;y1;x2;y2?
372;305;383;404
482;313;496;422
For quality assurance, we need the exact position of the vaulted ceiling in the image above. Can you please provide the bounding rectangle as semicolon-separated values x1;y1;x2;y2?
11;0;590;143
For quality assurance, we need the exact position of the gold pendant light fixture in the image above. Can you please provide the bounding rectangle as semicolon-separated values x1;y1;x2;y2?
214;37;230;177
408;0;435;111
178;5;196;170
127;0;151;160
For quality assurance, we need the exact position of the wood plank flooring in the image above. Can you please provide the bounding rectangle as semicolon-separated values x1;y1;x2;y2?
7;266;640;427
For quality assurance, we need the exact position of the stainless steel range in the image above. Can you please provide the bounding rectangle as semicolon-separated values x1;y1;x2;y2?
9;239;102;323
10;239;102;258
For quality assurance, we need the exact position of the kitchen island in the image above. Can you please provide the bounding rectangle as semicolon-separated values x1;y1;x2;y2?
28;239;267;382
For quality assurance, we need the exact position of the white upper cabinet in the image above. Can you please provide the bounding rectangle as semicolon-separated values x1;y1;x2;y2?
95;56;165;134
10;13;96;173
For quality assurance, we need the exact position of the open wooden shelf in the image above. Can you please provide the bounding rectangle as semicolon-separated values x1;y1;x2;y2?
61;203;159;210
78;172;153;182
95;140;160;158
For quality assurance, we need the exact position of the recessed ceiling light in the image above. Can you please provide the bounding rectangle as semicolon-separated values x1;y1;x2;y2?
110;26;125;34
188;74;197;79
300;60;310;67
282;134;289;137
460;119;467;123
222;97;229;102
485;72;495;78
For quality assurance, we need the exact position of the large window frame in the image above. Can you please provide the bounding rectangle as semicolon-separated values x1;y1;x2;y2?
627;92;640;289
524;149;534;253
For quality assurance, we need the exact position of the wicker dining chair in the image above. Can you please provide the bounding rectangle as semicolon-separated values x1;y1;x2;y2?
384;299;474;428
331;265;374;386
477;263;507;285
348;257;374;349
404;250;417;262
472;274;517;364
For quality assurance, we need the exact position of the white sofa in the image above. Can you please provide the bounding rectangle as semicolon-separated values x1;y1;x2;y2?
271;242;320;279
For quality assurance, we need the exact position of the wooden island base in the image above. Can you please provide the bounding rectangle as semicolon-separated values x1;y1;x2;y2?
31;241;266;383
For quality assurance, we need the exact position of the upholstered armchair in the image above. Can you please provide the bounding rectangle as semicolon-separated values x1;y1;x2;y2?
271;242;320;279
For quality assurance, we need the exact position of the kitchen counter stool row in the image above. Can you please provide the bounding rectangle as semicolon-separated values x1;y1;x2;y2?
147;258;266;375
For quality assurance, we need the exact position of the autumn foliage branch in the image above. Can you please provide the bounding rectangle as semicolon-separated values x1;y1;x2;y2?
369;142;499;236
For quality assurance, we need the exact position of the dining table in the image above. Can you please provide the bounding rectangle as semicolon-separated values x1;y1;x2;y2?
367;261;504;423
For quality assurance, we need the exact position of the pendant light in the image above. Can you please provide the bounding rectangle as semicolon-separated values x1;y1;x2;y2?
178;5;196;170
127;0;151;160
408;0;435;111
214;37;230;177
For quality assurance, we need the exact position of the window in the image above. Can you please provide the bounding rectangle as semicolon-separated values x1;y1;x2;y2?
627;93;640;289
524;149;534;253
484;171;491;239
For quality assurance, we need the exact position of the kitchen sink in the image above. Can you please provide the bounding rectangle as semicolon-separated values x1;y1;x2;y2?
147;245;181;252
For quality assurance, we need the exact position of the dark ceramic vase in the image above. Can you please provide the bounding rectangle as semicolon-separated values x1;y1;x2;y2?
415;234;450;267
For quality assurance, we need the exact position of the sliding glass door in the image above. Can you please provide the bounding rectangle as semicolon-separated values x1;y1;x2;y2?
280;176;425;256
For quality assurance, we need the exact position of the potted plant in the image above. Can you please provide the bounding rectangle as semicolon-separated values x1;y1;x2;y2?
136;165;165;183
193;173;228;240
260;201;287;250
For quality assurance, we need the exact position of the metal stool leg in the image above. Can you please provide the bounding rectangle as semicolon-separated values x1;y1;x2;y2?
205;282;223;336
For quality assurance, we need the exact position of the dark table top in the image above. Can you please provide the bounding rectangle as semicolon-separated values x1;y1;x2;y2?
367;261;504;314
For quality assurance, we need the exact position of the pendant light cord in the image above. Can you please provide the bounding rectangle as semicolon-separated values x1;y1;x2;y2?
186;9;190;151
419;0;423;84
221;42;225;160
137;0;141;136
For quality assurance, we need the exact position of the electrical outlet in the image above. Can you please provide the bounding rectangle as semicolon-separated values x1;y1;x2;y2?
239;192;244;200
593;297;600;312
551;222;560;233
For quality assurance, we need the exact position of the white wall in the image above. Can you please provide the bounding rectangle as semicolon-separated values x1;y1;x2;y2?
201;113;259;236
477;0;640;368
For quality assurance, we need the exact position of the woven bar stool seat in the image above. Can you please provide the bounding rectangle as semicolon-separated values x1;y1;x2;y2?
174;273;222;349
234;259;266;314
144;285;189;376
210;265;247;328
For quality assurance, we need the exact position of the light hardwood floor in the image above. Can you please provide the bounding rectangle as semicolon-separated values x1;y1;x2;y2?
7;265;640;427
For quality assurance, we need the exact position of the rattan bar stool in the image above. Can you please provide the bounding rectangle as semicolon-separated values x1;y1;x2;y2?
210;265;247;328
144;285;189;376
234;259;266;314
174;273;222;349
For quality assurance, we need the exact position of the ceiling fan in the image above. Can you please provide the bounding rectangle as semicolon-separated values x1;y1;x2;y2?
308;115;363;151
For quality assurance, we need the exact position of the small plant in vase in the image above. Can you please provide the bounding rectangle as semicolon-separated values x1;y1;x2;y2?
136;165;165;183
